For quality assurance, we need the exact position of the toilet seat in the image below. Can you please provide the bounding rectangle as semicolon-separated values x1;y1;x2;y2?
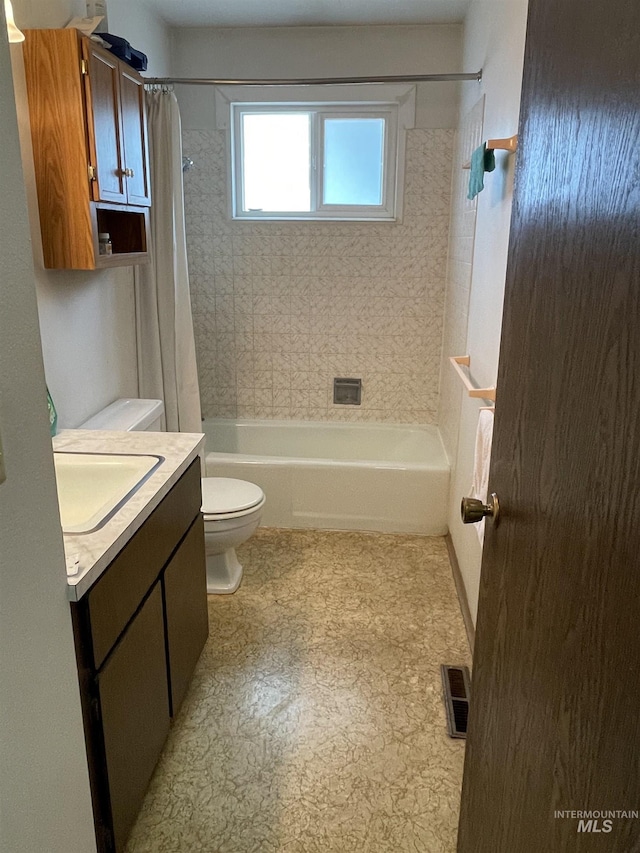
201;477;265;521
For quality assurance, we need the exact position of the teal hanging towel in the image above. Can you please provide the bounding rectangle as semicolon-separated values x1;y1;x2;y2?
467;143;496;201
47;387;58;437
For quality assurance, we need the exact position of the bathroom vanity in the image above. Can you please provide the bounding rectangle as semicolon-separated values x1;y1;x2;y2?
55;430;207;853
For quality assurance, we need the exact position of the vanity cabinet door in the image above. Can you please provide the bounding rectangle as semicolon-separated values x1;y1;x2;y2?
84;41;127;205
163;516;209;717
98;582;170;852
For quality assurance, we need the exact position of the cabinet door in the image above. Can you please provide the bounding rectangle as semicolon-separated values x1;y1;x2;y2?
120;68;151;207
98;583;170;852
84;42;127;204
163;517;209;717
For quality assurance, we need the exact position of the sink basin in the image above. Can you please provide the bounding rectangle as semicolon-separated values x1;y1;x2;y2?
53;452;163;534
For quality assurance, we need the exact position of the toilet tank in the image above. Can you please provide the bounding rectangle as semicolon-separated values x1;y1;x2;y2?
79;398;164;432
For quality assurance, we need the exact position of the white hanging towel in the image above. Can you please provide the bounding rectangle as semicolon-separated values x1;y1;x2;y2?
469;409;494;544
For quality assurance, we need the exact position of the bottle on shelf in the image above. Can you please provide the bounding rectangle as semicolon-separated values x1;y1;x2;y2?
98;232;113;256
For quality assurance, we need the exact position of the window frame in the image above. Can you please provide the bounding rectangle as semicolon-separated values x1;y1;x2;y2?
218;84;415;223
231;103;398;221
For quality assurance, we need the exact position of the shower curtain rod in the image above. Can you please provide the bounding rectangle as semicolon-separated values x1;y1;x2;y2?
145;71;482;86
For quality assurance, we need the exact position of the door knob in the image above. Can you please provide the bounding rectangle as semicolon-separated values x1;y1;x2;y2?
461;493;500;524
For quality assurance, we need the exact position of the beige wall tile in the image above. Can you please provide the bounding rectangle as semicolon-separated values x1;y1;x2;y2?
184;128;454;423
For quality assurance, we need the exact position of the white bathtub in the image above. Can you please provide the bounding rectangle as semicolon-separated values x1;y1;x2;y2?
203;419;449;535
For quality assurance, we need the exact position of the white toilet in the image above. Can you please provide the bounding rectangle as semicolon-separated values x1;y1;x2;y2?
79;398;266;595
201;477;266;594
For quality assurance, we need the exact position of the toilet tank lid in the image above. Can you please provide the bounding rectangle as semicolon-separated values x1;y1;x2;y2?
79;398;164;431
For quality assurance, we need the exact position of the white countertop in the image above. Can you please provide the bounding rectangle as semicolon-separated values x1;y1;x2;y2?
53;430;205;601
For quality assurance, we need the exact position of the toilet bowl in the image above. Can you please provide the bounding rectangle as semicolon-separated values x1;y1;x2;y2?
78;399;266;595
201;477;266;594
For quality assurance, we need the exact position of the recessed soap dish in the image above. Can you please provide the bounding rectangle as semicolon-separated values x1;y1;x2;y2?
333;378;362;405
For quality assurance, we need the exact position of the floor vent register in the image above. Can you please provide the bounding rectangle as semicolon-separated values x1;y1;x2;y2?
440;664;471;738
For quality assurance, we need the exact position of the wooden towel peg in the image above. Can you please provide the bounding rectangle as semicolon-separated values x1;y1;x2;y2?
486;135;518;153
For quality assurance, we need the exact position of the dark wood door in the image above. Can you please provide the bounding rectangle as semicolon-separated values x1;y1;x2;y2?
458;0;640;850
119;68;151;207
84;42;127;205
99;583;170;852
163;517;209;717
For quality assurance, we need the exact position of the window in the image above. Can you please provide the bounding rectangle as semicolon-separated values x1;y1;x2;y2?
231;103;399;221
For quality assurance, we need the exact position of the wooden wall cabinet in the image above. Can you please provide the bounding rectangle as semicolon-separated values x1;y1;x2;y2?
23;28;151;270
71;459;209;853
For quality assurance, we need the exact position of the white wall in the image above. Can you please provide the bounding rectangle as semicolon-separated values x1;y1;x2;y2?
441;0;529;623
11;0;172;428
108;0;172;77
0;27;96;853
438;97;484;465
172;25;462;131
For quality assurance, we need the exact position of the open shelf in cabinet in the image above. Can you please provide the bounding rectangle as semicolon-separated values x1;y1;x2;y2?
94;205;149;269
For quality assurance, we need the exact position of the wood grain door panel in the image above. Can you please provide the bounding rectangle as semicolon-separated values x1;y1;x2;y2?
98;583;170;852
458;0;640;850
163;517;208;717
119;69;151;207
84;43;126;204
22;28;96;269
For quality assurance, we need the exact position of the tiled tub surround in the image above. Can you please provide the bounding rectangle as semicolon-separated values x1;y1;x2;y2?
53;430;204;599
204;418;450;534
183;128;454;424
126;527;470;853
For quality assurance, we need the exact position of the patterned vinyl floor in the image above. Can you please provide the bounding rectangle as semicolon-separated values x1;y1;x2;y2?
126;528;471;853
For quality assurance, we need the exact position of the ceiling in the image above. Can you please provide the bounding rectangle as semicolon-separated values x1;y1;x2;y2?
143;0;471;28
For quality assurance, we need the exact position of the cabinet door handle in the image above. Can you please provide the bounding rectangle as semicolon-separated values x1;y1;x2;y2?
123;168;135;178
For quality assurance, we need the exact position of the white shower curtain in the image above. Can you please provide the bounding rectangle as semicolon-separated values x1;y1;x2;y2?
134;89;202;433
